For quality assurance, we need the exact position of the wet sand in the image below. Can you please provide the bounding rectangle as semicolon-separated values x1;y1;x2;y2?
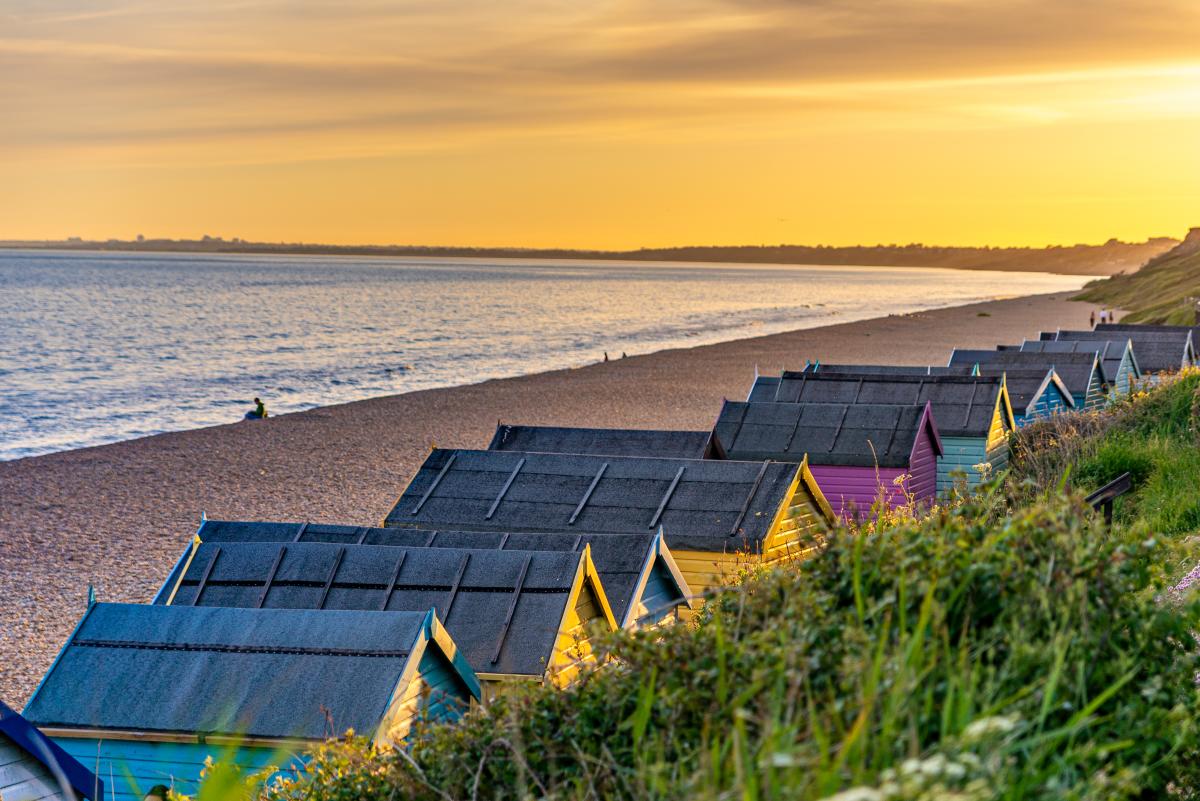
0;290;1105;704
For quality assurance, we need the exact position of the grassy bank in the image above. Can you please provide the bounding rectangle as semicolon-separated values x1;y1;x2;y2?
1077;229;1200;323
185;373;1200;801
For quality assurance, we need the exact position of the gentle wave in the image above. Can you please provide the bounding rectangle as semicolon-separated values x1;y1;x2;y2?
0;250;1096;460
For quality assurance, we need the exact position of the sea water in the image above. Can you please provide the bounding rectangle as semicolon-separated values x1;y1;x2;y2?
0;249;1095;460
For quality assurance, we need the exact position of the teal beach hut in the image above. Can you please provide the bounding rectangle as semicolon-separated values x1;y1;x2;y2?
24;604;479;801
949;350;1108;410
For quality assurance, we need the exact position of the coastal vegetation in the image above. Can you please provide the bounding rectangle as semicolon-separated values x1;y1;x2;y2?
209;372;1200;800
2;236;1175;276
1077;228;1200;323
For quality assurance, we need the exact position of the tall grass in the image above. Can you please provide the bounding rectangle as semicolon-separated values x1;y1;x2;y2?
259;491;1200;800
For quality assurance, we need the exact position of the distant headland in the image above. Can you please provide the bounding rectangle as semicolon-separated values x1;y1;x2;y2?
0;235;1178;276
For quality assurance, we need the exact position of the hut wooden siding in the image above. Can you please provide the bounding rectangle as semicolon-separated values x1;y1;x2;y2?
24;605;478;801
168;521;693;630
382;449;835;597
488;425;724;459
159;542;617;690
746;371;1014;496
1;702;103;801
714;401;942;519
949;350;1107;411
1056;329;1190;380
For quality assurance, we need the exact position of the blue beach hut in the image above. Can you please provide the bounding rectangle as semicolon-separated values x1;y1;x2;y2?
948;350;1108;411
1004;338;1140;397
970;365;1074;425
24;604;479;801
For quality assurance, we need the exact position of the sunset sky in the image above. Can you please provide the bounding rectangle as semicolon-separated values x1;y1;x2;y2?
2;0;1198;248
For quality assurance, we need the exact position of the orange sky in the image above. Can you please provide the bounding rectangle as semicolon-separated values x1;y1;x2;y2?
2;0;1198;248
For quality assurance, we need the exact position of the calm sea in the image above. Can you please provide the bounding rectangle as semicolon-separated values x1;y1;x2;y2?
0;250;1095;460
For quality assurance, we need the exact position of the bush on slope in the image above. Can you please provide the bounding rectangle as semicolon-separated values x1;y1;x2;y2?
261;491;1200;801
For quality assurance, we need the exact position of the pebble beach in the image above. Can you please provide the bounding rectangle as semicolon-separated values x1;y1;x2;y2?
0;290;1106;704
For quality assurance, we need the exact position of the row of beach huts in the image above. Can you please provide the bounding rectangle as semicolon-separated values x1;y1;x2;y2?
5;322;1198;801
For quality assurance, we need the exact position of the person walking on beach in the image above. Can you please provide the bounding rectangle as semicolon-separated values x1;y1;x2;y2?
1090;311;1096;328
245;397;268;420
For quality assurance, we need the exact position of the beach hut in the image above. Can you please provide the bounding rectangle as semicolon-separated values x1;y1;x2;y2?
1005;338;1140;396
1095;322;1200;359
162;520;693;629
714;400;941;519
797;364;941;377
746;372;1015;494
156;542;617;691
488;424;725;459
1055;329;1192;379
969;365;1074;425
383;449;836;595
24;604;479;801
948;350;1108;410
1;701;103;801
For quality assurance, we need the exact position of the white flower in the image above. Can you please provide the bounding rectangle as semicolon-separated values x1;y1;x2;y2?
962;715;1018;742
920;754;948;776
820;788;884;801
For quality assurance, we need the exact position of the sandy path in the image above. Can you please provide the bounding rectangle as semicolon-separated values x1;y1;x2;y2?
0;290;1103;704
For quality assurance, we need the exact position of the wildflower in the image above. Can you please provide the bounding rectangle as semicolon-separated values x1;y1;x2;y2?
819;788;884;801
961;715;1018;742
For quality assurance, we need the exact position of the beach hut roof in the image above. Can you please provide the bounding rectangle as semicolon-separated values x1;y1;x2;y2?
1095;322;1200;342
24;604;476;742
746;372;1013;438
970;366;1075;412
384;448;812;552
799;364;938;376
178;521;687;629
488;424;724;459
1016;337;1138;379
714;401;941;468
1056;330;1185;372
1;701;103;801
948;350;1105;396
160;542;614;678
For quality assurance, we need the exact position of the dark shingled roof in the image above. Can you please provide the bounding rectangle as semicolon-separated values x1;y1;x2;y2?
488;425;723;459
1056;330;1187;373
715;401;937;468
746;372;1008;438
799;364;939;376
384;449;804;553
948;350;1104;397
1095;322;1200;344
23;604;431;741
1009;338;1135;382
160;542;599;678
166;522;663;634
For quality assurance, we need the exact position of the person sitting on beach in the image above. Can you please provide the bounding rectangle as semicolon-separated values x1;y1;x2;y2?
245;397;268;419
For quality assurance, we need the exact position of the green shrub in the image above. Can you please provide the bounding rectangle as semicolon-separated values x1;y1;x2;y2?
260;494;1200;801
